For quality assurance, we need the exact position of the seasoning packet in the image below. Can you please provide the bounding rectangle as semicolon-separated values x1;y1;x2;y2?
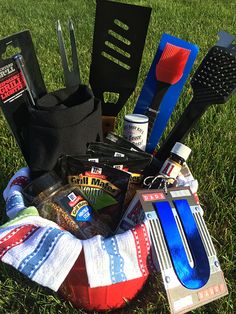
51;186;112;239
58;154;150;206
58;158;131;232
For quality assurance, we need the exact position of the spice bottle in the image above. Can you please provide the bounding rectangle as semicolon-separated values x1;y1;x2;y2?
23;171;111;239
123;114;149;150
150;142;191;189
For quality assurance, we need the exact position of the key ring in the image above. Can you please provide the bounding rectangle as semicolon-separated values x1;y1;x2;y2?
143;175;176;194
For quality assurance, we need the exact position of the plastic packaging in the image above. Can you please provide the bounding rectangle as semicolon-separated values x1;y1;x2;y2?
58;159;131;232
23;171;111;239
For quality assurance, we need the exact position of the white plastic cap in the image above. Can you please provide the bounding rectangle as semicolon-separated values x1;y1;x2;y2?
171;142;191;161
124;114;149;123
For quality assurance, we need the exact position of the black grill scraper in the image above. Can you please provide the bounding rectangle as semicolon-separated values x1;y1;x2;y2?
89;0;151;134
157;45;236;162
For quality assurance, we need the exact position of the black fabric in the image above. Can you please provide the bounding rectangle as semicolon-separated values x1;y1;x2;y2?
25;85;103;175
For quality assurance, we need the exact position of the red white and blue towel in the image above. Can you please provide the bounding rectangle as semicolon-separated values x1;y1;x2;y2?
0;166;199;291
83;222;152;288
0;168;153;290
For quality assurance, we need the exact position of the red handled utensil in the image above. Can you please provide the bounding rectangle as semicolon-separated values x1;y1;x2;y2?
146;43;190;140
157;45;236;162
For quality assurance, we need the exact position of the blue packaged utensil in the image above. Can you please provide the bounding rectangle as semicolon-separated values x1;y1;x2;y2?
133;33;199;153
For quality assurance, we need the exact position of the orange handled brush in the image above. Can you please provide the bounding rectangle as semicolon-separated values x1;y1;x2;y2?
146;43;190;139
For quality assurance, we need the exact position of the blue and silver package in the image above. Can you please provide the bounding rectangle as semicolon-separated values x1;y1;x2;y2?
133;33;199;153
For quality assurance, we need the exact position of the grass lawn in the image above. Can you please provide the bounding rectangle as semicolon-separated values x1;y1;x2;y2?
0;0;235;313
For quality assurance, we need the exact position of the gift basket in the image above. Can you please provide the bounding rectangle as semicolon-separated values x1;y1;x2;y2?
0;0;235;313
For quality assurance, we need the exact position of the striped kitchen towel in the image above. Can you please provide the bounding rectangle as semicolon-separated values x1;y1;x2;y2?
83;222;152;288
1;167;152;291
0;206;82;291
1;168;83;291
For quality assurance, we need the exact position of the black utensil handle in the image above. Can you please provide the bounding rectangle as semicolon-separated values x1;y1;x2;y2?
157;98;208;162
147;109;158;138
146;81;169;139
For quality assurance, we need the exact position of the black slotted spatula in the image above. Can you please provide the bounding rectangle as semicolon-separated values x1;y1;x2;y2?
89;0;151;134
157;45;236;162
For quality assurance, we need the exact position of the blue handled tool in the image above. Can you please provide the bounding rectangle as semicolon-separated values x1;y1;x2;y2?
133;33;199;154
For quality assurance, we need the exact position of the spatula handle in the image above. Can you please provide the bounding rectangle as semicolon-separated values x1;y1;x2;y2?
157;98;208;162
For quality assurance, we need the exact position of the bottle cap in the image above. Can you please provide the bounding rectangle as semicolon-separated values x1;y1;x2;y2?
124;113;149;123
171;142;191;161
23;171;63;204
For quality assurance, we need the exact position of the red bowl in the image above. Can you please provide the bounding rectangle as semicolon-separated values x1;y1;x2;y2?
59;249;149;311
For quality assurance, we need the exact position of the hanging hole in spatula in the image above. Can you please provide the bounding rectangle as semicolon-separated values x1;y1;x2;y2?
1;43;21;60
103;91;120;104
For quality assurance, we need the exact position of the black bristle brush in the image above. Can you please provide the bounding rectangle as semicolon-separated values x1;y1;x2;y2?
157;45;236;162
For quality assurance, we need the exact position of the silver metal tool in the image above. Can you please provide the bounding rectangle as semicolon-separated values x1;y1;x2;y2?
13;54;36;106
56;19;81;88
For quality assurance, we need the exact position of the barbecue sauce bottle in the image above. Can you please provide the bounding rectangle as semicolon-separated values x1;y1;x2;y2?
151;142;191;189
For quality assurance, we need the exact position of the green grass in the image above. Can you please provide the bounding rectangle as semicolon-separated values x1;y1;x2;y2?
0;0;235;313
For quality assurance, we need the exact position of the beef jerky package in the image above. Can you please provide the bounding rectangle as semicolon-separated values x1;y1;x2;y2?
59;159;131;232
87;141;162;183
58;154;149;173
57;154;129;168
87;141;151;161
56;154;130;178
104;132;163;174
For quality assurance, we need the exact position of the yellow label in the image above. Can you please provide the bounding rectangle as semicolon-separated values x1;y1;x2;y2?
130;173;142;184
70;200;88;217
69;175;119;196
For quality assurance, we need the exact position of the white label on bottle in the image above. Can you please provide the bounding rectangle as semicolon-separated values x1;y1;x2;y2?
159;159;182;183
123;118;148;151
